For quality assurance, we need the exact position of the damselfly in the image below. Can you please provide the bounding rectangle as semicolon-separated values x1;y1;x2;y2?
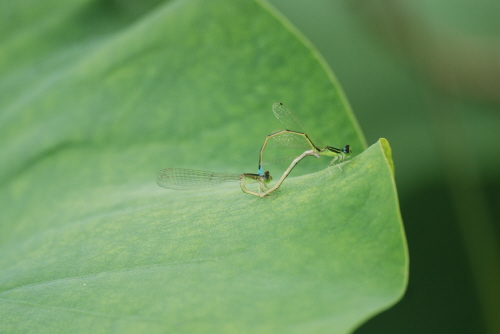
157;168;272;196
157;149;319;198
258;102;352;176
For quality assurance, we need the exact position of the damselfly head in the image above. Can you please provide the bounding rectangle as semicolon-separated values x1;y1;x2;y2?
263;171;273;183
343;145;352;154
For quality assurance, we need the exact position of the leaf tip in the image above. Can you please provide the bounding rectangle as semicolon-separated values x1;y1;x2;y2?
378;138;395;176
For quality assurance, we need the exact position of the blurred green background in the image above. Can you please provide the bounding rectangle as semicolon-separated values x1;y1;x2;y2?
266;0;499;333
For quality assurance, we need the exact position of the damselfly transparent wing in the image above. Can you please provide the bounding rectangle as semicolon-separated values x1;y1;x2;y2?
272;102;304;130
156;168;241;190
260;155;305;166
271;102;316;149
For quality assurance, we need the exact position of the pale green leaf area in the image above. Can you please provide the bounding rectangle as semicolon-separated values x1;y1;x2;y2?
0;0;406;333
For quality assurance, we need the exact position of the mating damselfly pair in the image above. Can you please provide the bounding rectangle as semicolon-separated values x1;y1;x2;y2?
157;102;352;198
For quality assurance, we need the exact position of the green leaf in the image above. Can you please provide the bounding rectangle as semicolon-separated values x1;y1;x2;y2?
0;0;406;333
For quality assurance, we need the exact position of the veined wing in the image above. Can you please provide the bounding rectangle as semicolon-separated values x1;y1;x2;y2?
268;129;312;149
260;154;310;166
271;102;316;149
272;102;305;131
156;168;241;190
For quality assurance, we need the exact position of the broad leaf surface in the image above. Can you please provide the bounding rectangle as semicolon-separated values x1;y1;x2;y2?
0;0;407;333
